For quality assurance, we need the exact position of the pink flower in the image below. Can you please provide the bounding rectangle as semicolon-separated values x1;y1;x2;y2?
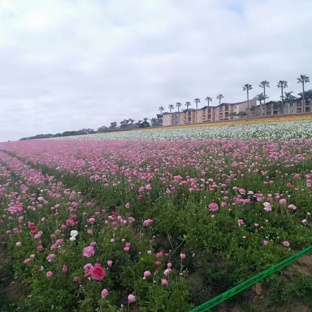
208;203;219;211
90;241;97;247
167;262;172;268
180;253;186;259
107;260;113;267
288;204;297;210
88;218;95;224
84;263;94;274
279;199;287;205
16;242;22;247
73;276;81;284
283;241;290;247
101;289;109;298
62;265;68;273
66;219;75;226
161;278;168;285
254;223;259;227
46;271;53;278
47;254;56;262
144;270;151;278
156;252;163;258
83;246;95;257
155;261;161;266
263;202;272;211
87;229;93;235
143;219;153;227
124;246;130;252
128;294;136;303
125;203;130;209
164;268;171;276
237;219;244;226
263;241;268;246
56;239;64;246
91;264;105;281
24;258;31;264
302;219;307;224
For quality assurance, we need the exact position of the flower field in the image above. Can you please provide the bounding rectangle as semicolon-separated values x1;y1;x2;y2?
1;120;312;312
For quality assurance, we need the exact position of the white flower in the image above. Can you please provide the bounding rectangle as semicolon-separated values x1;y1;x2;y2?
69;236;76;242
70;230;78;237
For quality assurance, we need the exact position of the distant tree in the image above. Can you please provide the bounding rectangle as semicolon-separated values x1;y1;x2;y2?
297;75;310;111
139;118;151;128
128;118;135;125
150;118;158;127
243;84;253;117
168;104;174;113
110;122;117;129
159;106;164;114
185;101;191;109
216;94;224;105
237;111;247;117
97;126;108;133
277;80;288;114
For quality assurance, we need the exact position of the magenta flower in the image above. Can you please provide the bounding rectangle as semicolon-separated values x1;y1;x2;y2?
91;264;105;281
180;253;186;259
24;258;31;264
263;241;268;246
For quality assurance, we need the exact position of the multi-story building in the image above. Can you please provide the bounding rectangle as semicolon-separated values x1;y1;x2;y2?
162;99;257;126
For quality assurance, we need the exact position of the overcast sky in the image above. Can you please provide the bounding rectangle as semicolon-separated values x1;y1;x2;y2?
0;0;311;141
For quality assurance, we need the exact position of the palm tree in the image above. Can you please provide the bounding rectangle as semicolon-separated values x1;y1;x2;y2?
194;98;200;110
284;91;296;114
216;94;224;105
205;96;212;108
159;106;164;114
259;81;270;116
185;101;191;109
176;102;181;113
193;98;200;123
277;80;288;114
243;84;253;117
297;75;310;113
168;104;174;113
254;93;268;116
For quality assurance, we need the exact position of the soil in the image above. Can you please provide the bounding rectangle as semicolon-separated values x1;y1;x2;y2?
0;233;25;308
214;252;312;312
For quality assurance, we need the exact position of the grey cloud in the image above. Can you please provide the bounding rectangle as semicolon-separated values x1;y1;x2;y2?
0;0;312;141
